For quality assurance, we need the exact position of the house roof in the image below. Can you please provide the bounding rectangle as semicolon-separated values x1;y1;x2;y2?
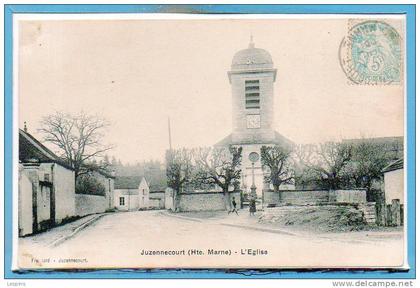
150;190;165;194
382;158;404;173
19;129;74;170
96;169;115;179
343;136;403;146
215;131;294;147
114;176;148;189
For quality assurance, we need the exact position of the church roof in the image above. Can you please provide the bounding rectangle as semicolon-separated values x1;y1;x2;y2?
231;38;273;71
214;131;294;147
214;134;232;146
274;132;295;147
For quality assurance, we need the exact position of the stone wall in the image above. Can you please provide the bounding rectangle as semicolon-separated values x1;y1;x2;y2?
332;190;367;204
92;171;114;210
75;194;107;217
178;191;241;212
52;164;76;223
281;190;329;205
358;203;376;224
149;191;165;209
164;188;174;211
18;166;34;236
264;189;367;206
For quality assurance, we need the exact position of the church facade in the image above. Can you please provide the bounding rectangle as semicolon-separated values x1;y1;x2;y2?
216;39;294;197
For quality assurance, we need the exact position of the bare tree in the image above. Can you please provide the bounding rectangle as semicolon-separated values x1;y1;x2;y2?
296;142;352;190
39;111;114;180
165;148;193;211
194;146;242;210
260;145;294;192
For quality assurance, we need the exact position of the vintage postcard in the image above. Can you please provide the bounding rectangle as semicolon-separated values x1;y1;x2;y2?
13;14;407;270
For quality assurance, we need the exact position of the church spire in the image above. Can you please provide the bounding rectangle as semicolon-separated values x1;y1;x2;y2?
248;35;255;48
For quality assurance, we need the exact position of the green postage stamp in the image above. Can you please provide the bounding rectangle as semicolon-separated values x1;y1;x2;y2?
340;20;403;85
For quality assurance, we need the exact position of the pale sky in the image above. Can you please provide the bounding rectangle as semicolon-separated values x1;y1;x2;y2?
18;18;404;163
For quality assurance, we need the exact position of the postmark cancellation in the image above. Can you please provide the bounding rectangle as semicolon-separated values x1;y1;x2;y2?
339;19;403;85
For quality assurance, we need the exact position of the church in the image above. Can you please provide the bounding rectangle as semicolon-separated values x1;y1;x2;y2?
216;38;294;197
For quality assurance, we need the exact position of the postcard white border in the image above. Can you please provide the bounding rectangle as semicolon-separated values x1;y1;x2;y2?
11;11;409;271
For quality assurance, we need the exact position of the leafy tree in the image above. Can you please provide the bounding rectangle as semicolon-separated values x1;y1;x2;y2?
260;145;294;192
194;146;242;210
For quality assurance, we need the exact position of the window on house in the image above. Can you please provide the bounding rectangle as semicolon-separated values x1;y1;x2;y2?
142;189;145;195
119;197;125;206
245;80;260;109
44;173;50;182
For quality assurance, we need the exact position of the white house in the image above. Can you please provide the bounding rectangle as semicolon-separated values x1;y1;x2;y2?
114;176;150;211
383;158;404;205
19;128;76;236
138;178;149;208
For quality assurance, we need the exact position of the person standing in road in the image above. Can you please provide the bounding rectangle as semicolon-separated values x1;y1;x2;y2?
249;197;256;216
228;197;239;215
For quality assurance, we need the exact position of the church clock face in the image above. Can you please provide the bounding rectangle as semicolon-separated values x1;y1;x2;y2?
246;114;261;129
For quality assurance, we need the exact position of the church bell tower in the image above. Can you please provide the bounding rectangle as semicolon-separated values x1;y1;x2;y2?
215;37;293;197
228;37;277;145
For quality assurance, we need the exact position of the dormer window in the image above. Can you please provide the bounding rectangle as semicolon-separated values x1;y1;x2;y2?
245;80;260;109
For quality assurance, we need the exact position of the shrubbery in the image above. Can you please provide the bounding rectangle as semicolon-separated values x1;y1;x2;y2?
76;174;106;196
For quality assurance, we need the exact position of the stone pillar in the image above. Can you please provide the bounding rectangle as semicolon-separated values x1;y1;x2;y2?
391;199;401;226
22;161;40;233
400;204;404;226
386;204;392;226
50;163;56;225
376;203;387;226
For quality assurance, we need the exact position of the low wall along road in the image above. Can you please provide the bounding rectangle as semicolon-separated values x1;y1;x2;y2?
263;189;367;206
